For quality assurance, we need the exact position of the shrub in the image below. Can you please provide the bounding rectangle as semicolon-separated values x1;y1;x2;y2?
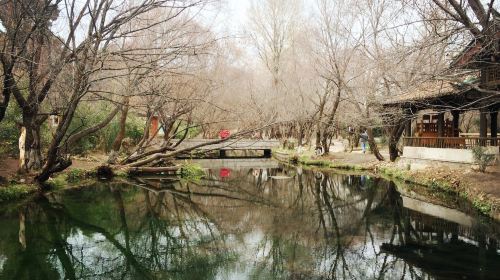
67;104;145;154
66;168;87;182
179;163;205;181
471;146;495;172
0;102;22;155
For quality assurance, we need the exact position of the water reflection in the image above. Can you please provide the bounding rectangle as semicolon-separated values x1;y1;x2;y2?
0;163;499;280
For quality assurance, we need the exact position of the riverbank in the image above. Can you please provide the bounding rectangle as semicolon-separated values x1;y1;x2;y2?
274;149;500;220
0;156;199;203
0;155;108;202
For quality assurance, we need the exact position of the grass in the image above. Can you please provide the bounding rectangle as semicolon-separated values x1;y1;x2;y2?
0;184;38;202
44;168;99;189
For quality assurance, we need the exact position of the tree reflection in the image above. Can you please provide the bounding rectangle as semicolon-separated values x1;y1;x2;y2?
0;166;499;280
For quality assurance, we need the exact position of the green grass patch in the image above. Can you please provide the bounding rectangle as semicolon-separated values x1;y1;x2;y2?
66;168;88;182
45;168;99;189
0;184;37;202
45;174;69;190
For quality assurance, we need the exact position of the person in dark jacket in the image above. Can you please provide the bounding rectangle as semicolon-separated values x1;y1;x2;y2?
360;130;368;154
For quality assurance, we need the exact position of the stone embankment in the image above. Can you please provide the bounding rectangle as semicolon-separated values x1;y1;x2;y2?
273;149;500;220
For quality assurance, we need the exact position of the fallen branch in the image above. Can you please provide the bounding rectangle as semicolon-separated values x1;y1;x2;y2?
126;166;180;175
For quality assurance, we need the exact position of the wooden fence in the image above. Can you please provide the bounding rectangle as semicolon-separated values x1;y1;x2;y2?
403;137;499;149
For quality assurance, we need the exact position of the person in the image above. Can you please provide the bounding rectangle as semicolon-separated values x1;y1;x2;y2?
360;130;368;154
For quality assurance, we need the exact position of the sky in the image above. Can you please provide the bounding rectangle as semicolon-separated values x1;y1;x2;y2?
202;0;251;36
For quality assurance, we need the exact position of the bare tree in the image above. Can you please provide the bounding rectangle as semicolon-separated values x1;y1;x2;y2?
0;0;213;183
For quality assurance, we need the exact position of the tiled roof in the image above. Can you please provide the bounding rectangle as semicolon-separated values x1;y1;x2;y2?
383;80;467;105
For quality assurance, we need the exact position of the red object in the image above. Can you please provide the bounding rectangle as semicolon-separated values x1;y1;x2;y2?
149;116;159;139
220;168;231;178
219;129;230;139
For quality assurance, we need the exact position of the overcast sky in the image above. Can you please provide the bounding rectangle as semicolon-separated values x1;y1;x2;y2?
205;0;251;36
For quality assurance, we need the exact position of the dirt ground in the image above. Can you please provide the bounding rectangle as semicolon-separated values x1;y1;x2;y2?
0;157;18;182
0;153;105;184
456;165;500;204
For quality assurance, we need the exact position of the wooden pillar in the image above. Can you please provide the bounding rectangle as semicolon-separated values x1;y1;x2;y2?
437;113;445;137
479;110;488;146
219;150;227;158
263;149;272;158
491;110;498;146
405;119;412;137
452;110;460;137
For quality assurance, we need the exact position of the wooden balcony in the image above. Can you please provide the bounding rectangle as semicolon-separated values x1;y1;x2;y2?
403;137;499;149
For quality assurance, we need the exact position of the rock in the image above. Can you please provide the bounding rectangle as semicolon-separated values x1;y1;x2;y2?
97;165;114;180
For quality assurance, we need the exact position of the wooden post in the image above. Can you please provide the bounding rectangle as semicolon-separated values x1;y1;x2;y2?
219;149;227;158
263;149;272;158
452;110;460;137
437;113;445;137
405;119;412;137
479;110;488;146
491;110;498;145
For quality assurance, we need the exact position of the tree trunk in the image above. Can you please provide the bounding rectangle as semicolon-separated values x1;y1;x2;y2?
36;89;82;183
321;134;330;154
108;98;130;163
0;63;14;123
297;122;304;146
388;121;406;162
367;128;384;161
0;86;10;123
19;115;43;172
321;88;341;155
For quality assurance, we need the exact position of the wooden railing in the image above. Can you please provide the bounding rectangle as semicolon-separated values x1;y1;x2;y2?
403;137;499;149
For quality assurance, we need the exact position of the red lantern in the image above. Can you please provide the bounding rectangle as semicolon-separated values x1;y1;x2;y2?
219;129;230;139
220;168;231;178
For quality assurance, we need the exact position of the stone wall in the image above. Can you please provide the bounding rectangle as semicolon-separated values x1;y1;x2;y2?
400;146;499;170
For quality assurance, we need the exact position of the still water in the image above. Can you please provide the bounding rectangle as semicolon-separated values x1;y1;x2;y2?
0;159;499;280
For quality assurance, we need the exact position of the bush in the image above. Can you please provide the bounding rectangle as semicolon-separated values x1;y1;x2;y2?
179;163;205;181
66;168;87;182
67;104;144;154
0;102;22;155
471;146;495;172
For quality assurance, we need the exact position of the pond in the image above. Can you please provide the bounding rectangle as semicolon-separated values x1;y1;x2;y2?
0;159;499;280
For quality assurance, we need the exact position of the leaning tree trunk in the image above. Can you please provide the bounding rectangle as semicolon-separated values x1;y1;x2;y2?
108;98;130;164
388;121;406;162
367;128;384;161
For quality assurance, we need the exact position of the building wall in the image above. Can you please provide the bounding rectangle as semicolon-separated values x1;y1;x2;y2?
400;146;499;170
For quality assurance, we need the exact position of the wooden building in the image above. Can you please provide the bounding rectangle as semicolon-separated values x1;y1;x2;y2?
384;79;499;150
